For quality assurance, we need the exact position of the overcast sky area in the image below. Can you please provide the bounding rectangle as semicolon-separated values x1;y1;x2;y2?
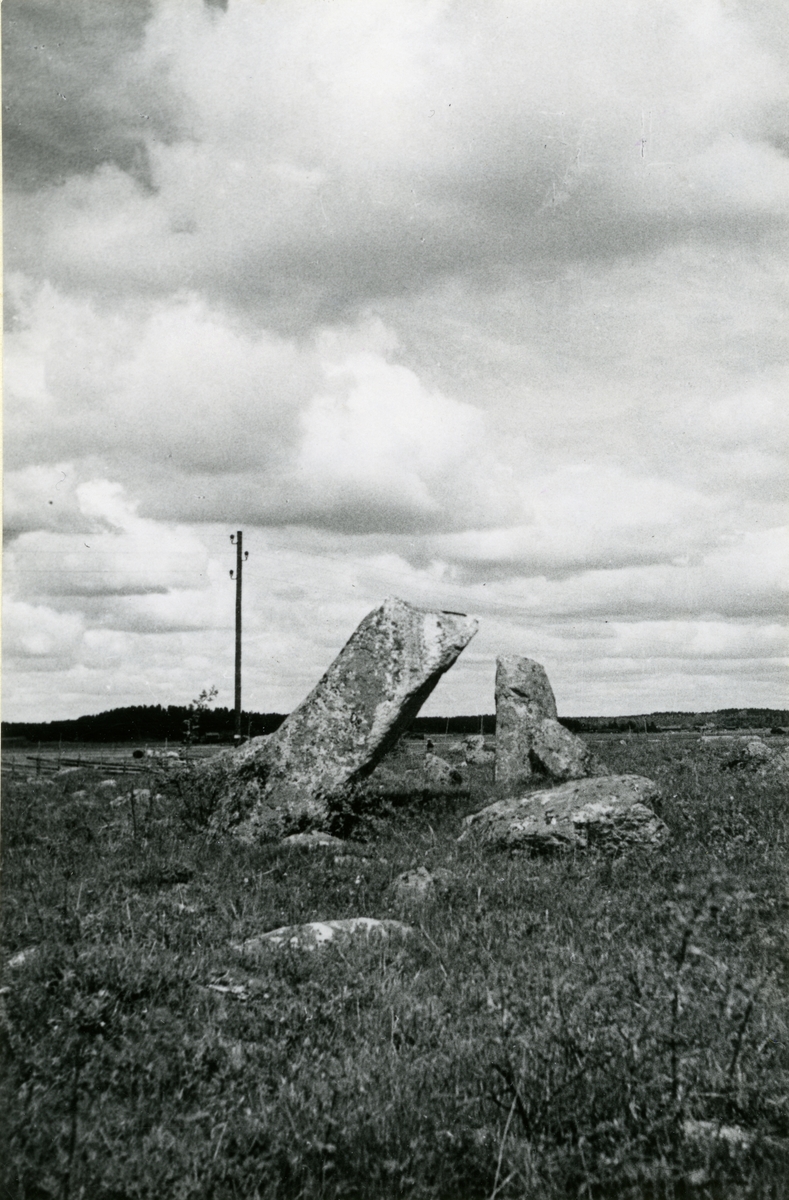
3;0;788;722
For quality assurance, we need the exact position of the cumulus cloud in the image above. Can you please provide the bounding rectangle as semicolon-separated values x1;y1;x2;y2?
290;352;510;532
4;281;514;536
5;0;787;320
3;0;788;720
2;0;178;191
3;599;85;666
428;465;724;578
5;480;210;602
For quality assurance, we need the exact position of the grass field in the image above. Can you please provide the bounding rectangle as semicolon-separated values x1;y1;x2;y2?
1;734;787;1199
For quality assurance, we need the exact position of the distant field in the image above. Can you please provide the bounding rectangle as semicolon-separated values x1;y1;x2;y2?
3;729;780;775
2;733;787;1199
1;741;228;779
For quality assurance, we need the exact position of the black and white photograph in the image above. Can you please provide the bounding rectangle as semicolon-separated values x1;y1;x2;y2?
2;1;788;1196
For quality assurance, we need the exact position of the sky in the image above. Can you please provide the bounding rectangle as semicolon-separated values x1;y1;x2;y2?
3;0;788;723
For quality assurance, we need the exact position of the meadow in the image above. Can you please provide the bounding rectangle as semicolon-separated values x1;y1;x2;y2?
1;734;787;1199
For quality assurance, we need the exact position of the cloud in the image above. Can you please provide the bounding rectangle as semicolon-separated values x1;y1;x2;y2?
5;0;787;324
5;480;210;600
4;283;511;537
1;0;177;191
4;513;787;721
3;599;85;665
3;463;93;539
3;0;788;721
289;352;511;533
428;465;723;578
451;526;789;622
3;278;314;475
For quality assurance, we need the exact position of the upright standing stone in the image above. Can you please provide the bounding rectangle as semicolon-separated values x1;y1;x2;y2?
495;656;604;794
216;597;478;839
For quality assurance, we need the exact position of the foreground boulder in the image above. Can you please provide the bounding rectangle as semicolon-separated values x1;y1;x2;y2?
495;656;605;793
211;597;478;840
230;918;414;953
459;775;667;853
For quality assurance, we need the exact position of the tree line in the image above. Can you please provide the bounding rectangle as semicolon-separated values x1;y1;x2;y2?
3;704;786;744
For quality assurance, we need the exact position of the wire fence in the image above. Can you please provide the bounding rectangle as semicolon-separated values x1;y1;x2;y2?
0;745;223;780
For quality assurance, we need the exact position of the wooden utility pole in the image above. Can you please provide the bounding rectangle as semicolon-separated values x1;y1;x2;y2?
229;531;248;744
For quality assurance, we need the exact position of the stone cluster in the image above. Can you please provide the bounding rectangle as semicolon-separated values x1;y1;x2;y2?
197;597;665;865
188;597;671;951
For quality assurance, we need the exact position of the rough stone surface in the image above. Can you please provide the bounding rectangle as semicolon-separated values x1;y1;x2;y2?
739;737;775;763
282;831;346;850
724;737;789;775
461;735;494;764
7;946;39;970
214;598;478;840
390;866;454;904
423;753;464;790
231;917;413;953
683;1120;752;1151
459;775;667;853
495;656;605;793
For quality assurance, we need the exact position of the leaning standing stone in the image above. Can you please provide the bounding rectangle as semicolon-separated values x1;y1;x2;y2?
213;597;478;840
495;656;604;794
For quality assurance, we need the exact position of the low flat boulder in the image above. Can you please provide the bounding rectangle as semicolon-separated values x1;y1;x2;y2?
281;831;346;850
683;1119;752;1151
459;775;667;853
209;597;478;840
231;917;413;953
495;656;606;793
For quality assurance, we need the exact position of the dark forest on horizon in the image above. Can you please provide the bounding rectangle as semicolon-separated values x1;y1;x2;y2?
3;704;788;745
